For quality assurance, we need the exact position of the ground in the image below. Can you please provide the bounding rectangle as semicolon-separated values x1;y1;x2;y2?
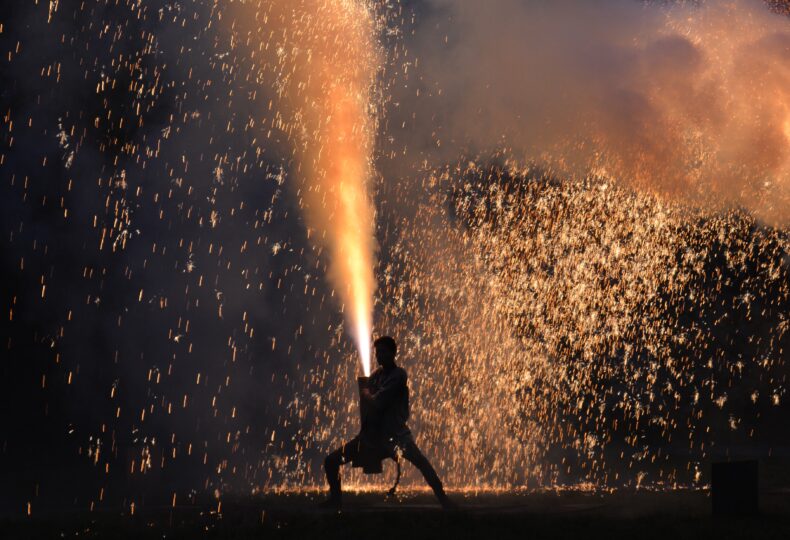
4;489;790;539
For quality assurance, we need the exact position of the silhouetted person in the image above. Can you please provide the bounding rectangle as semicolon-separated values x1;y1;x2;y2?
322;336;455;510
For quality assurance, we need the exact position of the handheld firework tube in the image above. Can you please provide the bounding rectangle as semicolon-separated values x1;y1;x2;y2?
353;376;384;474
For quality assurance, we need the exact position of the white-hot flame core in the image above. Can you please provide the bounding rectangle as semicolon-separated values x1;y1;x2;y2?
356;322;372;376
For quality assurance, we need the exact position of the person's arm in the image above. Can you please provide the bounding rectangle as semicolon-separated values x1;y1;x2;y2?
367;370;405;410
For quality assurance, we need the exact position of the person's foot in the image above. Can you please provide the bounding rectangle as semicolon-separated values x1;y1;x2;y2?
437;493;459;511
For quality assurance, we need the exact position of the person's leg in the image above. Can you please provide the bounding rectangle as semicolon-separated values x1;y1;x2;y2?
399;437;455;508
323;438;361;504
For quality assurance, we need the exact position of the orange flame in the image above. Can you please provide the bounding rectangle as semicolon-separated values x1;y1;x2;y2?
260;0;379;375
324;85;376;375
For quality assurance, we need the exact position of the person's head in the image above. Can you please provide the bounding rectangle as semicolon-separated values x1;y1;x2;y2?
373;336;397;368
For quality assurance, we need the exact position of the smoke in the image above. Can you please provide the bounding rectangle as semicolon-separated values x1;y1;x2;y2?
251;0;381;374
401;0;790;224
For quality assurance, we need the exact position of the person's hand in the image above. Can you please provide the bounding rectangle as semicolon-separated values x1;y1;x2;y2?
360;388;373;400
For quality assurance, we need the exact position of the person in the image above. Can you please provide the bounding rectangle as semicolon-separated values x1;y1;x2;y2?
322;335;456;510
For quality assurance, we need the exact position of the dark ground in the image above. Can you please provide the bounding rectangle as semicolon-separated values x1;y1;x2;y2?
3;489;790;540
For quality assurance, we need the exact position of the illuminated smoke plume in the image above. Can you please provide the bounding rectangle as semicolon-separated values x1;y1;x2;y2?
249;0;381;374
405;0;790;225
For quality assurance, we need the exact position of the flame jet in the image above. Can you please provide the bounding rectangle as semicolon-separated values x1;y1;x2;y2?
251;0;380;374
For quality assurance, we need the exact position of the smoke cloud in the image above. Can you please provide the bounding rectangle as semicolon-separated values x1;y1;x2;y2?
402;0;790;224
